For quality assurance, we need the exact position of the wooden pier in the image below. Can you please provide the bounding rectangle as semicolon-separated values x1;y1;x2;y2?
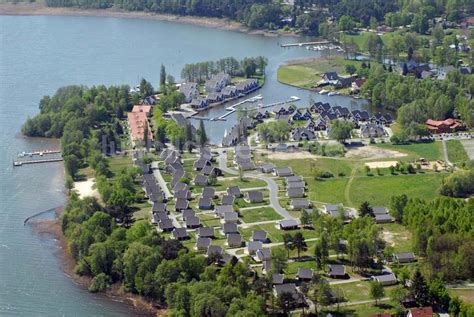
280;41;331;48
13;151;63;167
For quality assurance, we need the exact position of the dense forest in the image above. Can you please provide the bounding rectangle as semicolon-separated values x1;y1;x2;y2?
42;0;474;35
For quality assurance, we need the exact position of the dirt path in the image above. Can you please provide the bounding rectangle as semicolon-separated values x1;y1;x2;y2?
344;164;360;207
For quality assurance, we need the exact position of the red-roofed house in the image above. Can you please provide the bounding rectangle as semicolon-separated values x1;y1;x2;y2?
407;307;433;317
132;105;152;116
127;112;153;142
425;118;461;134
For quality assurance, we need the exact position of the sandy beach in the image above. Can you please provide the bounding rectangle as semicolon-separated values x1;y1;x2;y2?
73;178;99;199
0;2;294;37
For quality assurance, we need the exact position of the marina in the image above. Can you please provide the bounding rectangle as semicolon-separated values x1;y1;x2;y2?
13;150;63;166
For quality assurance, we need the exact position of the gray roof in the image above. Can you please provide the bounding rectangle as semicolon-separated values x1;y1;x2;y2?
256;248;272;261
287;181;305;189
202;187;216;199
175;198;189;210
227;233;242;247
173;182;188;193
297;268;313;280
221;194;235;205
328;264;346;276
196;237;212;250
274;283;298;297
324;204;343;212
279;219;298;229
227;186;242;197
207;245;224;257
182;209;195;220
251;230;267;242
198;197;213;209
394;252;415;261
158;219;174;231
193;158;211;170
372;273;397;284
275;167;293;177
247;241;263;253
260;163;276;172
152;202;167;213
285;176;303;183
194;174;208;186
222;223;238;234
197;227;215;238
373;207;389;215
215;205;234;217
375;214;393;222
290;198;311;209
272;274;284;285
175;189;191;200
223;211;239;222
246;191;264;202
172;228;189;240
185;216;200;227
286;187;305;198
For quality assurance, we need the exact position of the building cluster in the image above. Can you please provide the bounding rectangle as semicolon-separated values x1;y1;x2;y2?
179;72;260;110
425;118;462;134
127;104;153;145
397;60;472;79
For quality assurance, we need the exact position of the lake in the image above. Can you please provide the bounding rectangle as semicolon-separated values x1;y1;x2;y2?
0;14;367;315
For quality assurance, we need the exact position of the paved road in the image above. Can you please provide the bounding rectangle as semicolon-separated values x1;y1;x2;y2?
217;149;239;175
152;167;173;199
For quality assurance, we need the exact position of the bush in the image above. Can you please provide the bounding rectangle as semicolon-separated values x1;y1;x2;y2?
89;273;112;293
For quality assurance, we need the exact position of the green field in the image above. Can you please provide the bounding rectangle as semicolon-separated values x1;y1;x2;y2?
268;157;354;178
446;140;470;164
374;142;443;162
277;57;364;89
378;223;413;253
348;173;444;207
448;289;474;304
239;207;282;223
239;223;318;243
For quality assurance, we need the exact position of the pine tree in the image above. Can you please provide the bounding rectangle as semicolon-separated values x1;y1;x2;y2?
410;270;431;306
197;120;208;147
160;64;166;94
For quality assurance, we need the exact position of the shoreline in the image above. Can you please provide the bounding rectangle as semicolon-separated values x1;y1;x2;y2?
0;3;297;38
30;212;160;316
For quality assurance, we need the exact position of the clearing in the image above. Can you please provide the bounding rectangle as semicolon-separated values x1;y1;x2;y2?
346;145;406;160
365;161;399;169
73;178;99;199
461;139;474;160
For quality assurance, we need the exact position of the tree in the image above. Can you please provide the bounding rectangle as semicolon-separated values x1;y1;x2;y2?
366;33;384;61
192;293;226;317
197;120;208;147
283;233;294;258
139;78;154;97
370;281;385;306
410;270;431;306
329;120;353;143
293;232;307;259
359;201;374;217
271;248;288;274
389;194;407;223
345;64;357;75
160;64;166;94
64;154;81;179
338;15;355;31
300;209;311;228
277;292;296;315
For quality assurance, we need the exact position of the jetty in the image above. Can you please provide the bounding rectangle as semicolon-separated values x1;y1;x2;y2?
280;41;331;48
13;150;63;167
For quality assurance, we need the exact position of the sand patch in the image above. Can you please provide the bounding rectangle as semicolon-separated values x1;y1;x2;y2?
261;150;317;160
365;161;399;169
382;231;395;247
346;145;407;160
74;178;98;198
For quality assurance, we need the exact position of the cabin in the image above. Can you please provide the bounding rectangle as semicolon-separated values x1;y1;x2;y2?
205;72;231;93
207;245;224;258
245;191;264;203
179;82;199;103
220;194;235;206
158;219;174;232
195;237;212;251
259;163;276;174
290;199;311;210
372;273;397;286
175;198;190;211
193;158;211;171
190;97;209;110
393;252;416;263
286;188;305;199
292;127;316;141
201;165;222;177
197;227;215;239
273;284;306;307
175;189;192;200
327;264;347;278
185;216;201;229
361;123;386;138
198;197;213;210
215;205;234;218
251;230;268;243
274;167;293;177
207;92;225;103
311;102;331;113
246;241;263;255
255;248;272;262
253;109;270;121
193;174;209;186
227;186;242;198
297;268;314;282
222;211;239;224
172;228;189;241
202;187;216;199
182;209;195;220
407;307;433;317
221;223;238;235
279;219;298;230
375;214;394;224
226;233;243;248
152;202;167;214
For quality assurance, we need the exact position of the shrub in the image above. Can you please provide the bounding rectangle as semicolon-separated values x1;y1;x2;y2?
89;273;112;293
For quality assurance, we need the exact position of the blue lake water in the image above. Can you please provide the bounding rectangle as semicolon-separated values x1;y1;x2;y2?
0;14;368;315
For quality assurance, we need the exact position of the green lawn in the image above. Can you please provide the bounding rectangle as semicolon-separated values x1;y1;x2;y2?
239;223;318;243
446;140;470;164
448;289;474;304
213;177;267;191
285;259;317;278
268;157;354;179
239;207;282;223
308;178;350;204
374;142;443;162
197;214;221;227
277;57;365;89
348;173;444;207
108;154;134;176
